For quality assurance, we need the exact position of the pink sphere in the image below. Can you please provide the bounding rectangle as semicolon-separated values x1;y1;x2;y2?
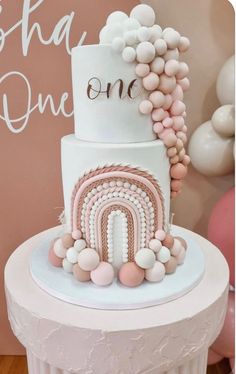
139;99;153;114
164;59;179;76
162;234;174;249
167;147;177;158
72;230;82;240
211;291;235;358
171;179;182;192
158;128;174;140
119;262;145;287
143;72;159;91
177;77;190;91
162;117;173;128
182;155;191;166
170;163;188;179
149;91;165;108
155;229;166;241
176;131;187;144
163;133;178;148
176;138;184;152
73;264;91;282
165;256;178;274
153;122;164;134
136;41;156;63
170;155;180;165
208;188;235;286
171;85;184;101
135;63;150;78
61;233;75;249
173;116;185;131
78;248;100;271
152;108;166;122
176;62;189;79
158;74;176;94
150;57;165;74
170;100;186;116
48;244;63;267
91;262;115;286
162;94;173;110
178;36;190;52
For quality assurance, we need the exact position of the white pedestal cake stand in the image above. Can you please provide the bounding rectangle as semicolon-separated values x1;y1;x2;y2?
5;225;229;374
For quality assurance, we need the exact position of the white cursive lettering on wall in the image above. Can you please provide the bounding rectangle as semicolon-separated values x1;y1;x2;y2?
0;0;87;133
0;71;73;134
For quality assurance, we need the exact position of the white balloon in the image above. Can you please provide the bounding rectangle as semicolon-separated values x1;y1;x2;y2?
211;105;235;137
216;55;234;105
188;121;234;176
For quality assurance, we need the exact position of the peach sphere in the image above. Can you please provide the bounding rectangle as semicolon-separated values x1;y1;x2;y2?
158;74;176;94
175;236;188;250
61;233;75;249
170;163;188;179
119;262;145;287
162;234;174;249
48;244;63;267
73;264;91;282
143;72;159;91
165;256;178;274
91;262;115;286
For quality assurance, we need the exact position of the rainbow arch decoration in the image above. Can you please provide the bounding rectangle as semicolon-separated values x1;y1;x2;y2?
71;165;165;263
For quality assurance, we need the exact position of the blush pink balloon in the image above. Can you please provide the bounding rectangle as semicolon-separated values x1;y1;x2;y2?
211;291;235;358
208;188;235;286
207;348;224;365
230;357;235;373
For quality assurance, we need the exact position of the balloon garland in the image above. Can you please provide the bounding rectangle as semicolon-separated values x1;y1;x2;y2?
189;55;235;177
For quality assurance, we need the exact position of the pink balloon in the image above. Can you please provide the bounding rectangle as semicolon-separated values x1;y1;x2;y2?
208;188;235;286
211;291;235;358
207;348;224;365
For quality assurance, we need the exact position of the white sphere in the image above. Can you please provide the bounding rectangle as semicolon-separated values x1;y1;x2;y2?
78;248;100;271
178;36;190;52
112;37;125;52
163;48;179;61
156;246;171;263
123;18;141;31
145;261;166;282
137;26;151;42
124;30;137;46
148;239;162;252
106;11;128;25
66;247;78;264
62;258;73;273
135;248;156;269
211;105;235;137
150;57;165;74
130;4;156;27
149;25;162;43
99;23;123;44
163;29;180;49
122;47;136;62
154;39;167;56
54;239;66;258
216;55;234;105
74;239;87;252
136;41;155;63
189;121;234;176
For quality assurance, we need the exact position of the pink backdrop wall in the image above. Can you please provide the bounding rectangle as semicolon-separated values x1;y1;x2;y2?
0;0;234;355
0;0;138;354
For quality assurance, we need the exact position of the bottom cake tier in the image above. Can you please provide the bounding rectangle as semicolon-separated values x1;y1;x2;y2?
30;225;205;310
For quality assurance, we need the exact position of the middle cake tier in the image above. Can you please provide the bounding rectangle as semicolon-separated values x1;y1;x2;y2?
61;135;170;270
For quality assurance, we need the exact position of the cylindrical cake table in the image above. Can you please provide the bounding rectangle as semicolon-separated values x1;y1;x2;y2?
5;226;229;374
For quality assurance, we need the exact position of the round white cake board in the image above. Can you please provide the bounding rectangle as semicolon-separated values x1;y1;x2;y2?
30;225;205;310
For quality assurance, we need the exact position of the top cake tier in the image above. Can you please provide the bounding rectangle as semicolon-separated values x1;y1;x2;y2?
71;44;155;143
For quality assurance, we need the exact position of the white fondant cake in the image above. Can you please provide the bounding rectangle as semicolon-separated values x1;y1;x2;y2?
46;4;193;289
